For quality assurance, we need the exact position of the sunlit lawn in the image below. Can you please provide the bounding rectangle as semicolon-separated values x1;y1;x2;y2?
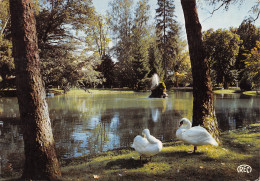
213;87;259;96
1;87;259;97
64;87;259;96
61;122;260;181
66;88;135;95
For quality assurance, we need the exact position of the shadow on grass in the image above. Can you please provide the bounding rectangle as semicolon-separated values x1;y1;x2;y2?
161;151;203;158
105;158;148;170
222;138;251;153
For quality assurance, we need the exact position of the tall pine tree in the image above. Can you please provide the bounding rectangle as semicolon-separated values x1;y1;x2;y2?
155;0;179;81
108;0;134;87
108;0;152;88
131;0;151;89
148;35;164;79
9;0;61;179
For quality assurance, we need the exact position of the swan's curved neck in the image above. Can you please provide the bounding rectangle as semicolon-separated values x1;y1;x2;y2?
182;120;192;129
144;132;158;144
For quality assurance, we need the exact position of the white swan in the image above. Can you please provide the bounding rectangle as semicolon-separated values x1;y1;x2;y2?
176;118;218;153
132;129;163;161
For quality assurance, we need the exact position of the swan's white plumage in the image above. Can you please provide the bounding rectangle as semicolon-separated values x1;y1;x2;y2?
176;118;218;147
132;129;163;158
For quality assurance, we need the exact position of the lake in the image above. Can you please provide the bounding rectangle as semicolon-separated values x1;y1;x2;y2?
0;91;259;177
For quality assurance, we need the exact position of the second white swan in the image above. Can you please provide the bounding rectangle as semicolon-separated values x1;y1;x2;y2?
176;118;218;153
132;129;163;161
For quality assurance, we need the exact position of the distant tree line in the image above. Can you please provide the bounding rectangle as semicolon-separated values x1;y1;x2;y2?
0;0;259;91
203;20;260;90
107;0;191;90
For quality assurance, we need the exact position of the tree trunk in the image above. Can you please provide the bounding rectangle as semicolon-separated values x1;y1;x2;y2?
163;0;167;81
9;0;61;180
180;0;220;142
223;76;229;89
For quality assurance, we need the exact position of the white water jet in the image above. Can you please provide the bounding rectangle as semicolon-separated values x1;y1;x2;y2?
151;73;159;90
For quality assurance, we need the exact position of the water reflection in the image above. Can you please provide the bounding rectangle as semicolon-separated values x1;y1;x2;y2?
215;94;259;130
0;92;259;178
47;93;193;159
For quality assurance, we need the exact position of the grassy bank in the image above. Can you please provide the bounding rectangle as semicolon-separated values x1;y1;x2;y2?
65;88;135;95
1;87;259;97
0;88;135;97
64;87;259;96
213;87;259;96
61;122;260;181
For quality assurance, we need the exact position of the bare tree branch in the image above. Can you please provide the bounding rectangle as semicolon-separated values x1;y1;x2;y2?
0;17;9;36
253;11;260;21
210;2;226;15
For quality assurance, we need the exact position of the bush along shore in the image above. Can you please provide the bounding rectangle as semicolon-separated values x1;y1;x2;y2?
60;122;260;181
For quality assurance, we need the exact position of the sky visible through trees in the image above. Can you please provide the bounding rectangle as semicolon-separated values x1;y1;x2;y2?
1;0;259;91
93;0;260;32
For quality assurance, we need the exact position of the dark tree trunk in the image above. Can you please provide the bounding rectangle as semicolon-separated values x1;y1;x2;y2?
181;0;220;142
9;0;61;180
223;76;229;89
163;0;167;81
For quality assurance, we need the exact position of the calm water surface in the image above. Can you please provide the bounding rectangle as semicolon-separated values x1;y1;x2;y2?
0;91;259;176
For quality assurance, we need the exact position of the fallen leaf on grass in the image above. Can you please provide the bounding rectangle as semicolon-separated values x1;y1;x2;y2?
93;175;100;179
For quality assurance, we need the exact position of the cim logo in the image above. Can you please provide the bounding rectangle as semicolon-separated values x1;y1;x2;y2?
237;164;252;173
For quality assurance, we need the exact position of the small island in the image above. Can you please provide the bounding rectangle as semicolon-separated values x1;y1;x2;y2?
149;82;168;98
149;74;168;98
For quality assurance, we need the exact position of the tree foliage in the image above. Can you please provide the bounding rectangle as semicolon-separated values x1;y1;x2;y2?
131;0;151;89
148;38;164;79
85;14;110;59
108;0;134;87
203;29;241;88
35;0;104;89
1;0;258;91
108;0;152;89
0;0;15;89
0;0;10;35
1;0;107;90
0;35;14;89
155;0;179;81
97;55;115;88
231;20;259;90
243;40;260;90
233;20;260;70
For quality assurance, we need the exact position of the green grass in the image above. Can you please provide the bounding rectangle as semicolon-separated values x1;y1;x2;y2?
67;87;259;96
53;87;259;97
213;89;238;95
243;90;260;96
213;87;259;96
61;122;260;181
65;88;135;95
1;87;259;97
